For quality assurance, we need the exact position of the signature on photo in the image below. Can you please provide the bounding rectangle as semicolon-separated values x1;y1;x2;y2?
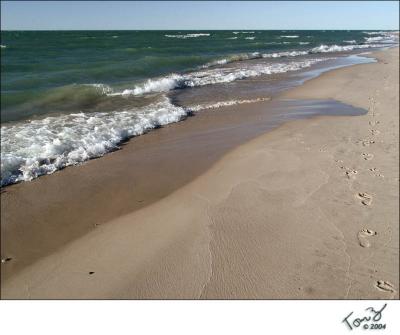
342;303;388;330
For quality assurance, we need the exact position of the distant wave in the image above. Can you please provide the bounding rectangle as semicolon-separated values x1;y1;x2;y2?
233;31;255;34
79;36;97;40
269;42;391;60
0;45;6;48
364;36;385;43
108;58;328;97
362;31;399;43
363;31;386;35
299;42;310;45
310;43;382;53
201;42;387;69
245;37;255;40
165;33;210;39
262;50;309;58
343;40;356;44
280;35;299;38
227;37;238;40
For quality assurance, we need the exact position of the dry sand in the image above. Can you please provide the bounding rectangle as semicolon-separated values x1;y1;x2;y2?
1;48;398;299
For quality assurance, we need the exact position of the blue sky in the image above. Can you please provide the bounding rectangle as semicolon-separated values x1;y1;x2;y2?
1;1;399;30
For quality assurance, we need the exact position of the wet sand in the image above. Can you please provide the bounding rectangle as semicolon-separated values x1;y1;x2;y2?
1;48;398;299
0;98;364;281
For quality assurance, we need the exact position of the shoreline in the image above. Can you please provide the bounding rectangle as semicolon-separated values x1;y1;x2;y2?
1;47;398;298
0;53;371;280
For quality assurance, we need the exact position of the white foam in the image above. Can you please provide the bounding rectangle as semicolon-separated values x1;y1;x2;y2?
299;42;310;45
0;45;6;48
1;97;187;186
188;97;271;112
280;35;299;38
245;37;255;40
343;40;356;44
227;37;238;40
165;33;210;39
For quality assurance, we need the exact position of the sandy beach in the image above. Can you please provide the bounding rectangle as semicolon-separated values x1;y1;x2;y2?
1;47;398;299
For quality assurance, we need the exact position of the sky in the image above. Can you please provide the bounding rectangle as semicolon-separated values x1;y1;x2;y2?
1;1;399;30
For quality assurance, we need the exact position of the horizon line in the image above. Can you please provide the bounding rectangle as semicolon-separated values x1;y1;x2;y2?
1;28;398;32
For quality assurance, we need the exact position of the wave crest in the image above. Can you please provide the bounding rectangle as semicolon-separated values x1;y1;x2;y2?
109;58;328;97
1;97;187;186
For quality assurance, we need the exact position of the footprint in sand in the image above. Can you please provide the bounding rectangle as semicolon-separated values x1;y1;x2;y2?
356;192;373;206
362;140;375;146
357;229;377;247
345;169;358;179
369;168;384;178
369;120;380;126
362;153;374;161
375;280;396;293
371;129;380;136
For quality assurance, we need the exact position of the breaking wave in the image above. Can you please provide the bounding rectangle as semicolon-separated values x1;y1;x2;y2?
108;58;328;97
1;97;187;186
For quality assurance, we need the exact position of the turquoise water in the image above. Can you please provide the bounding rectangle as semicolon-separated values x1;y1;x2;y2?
0;30;397;185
